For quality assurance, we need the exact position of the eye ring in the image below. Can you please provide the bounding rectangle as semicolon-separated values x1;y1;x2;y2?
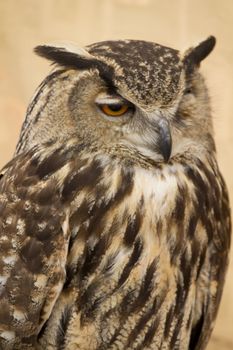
99;103;129;117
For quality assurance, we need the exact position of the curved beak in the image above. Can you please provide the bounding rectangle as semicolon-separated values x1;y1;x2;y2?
157;118;172;162
123;111;172;163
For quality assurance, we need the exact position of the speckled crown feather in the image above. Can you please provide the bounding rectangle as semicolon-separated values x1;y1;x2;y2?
87;40;183;108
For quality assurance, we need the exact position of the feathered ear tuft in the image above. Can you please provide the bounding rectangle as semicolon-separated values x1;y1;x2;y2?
34;44;115;85
34;45;97;69
183;36;216;72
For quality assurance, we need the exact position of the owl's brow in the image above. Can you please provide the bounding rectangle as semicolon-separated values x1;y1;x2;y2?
34;45;116;88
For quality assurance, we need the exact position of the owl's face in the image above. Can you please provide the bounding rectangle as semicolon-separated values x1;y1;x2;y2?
17;37;216;162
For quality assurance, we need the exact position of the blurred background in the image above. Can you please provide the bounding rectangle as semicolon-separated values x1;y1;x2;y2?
0;1;232;348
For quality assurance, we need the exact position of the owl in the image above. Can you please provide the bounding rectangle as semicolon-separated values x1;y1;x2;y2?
0;36;231;350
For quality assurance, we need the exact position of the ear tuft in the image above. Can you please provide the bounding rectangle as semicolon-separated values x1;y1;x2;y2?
34;44;115;86
183;36;216;71
34;45;92;69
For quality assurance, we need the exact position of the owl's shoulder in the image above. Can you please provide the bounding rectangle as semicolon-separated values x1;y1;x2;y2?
0;148;71;346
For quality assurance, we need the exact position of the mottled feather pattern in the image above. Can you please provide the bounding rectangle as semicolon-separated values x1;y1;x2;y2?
87;40;183;107
0;140;230;349
0;147;70;348
0;37;231;349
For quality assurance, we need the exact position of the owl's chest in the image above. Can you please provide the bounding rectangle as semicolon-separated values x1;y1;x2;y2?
70;164;181;235
46;169;193;349
40;162;211;349
68;165;182;268
66;164;187;286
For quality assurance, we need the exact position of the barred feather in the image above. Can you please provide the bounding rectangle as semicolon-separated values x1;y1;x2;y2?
0;37;231;349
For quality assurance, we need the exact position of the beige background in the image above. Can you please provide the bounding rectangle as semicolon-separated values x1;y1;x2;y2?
0;1;232;348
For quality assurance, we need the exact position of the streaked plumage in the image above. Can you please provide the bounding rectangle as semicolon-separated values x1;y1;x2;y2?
0;36;231;350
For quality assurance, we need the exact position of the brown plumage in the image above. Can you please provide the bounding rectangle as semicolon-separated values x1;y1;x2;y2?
0;36;231;350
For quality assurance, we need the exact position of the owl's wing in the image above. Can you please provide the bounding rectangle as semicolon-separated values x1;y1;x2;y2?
0;149;70;348
189;174;231;350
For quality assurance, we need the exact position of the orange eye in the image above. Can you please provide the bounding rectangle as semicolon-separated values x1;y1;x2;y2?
100;104;129;117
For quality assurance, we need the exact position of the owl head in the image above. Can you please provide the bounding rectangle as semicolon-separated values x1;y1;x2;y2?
16;37;216;163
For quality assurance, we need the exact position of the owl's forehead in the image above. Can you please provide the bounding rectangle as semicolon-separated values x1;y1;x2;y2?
87;40;184;108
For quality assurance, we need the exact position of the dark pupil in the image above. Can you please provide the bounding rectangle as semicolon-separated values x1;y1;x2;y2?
108;104;123;111
184;88;192;94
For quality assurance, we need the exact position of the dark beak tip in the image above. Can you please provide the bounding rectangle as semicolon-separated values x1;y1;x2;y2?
161;142;172;162
158;120;172;163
